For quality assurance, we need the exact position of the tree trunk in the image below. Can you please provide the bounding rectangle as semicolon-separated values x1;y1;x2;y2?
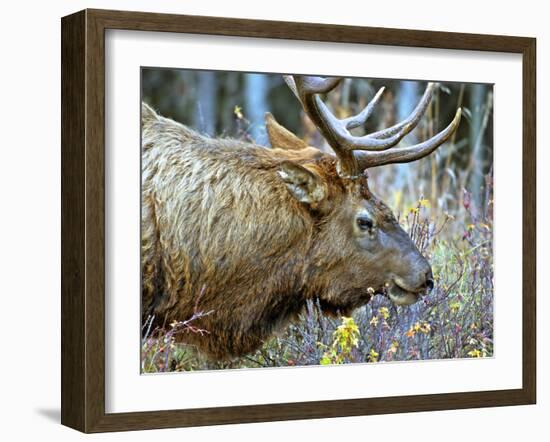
245;74;269;146
195;72;218;136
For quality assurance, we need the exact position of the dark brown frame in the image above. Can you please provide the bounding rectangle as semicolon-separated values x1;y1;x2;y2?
61;8;536;433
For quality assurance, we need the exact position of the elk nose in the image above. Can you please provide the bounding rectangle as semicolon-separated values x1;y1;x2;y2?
425;271;434;293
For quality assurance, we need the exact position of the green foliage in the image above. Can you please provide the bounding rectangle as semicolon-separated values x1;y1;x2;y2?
319;317;360;365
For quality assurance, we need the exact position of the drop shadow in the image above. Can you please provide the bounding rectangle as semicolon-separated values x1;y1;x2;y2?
35;407;60;423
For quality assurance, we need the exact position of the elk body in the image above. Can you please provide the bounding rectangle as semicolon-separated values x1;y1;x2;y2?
141;76;461;361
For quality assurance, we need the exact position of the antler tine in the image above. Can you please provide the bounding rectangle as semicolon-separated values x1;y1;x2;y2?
342;86;385;130
355;108;462;169
283;75;299;98
284;75;461;177
285;75;357;176
283;75;342;102
367;83;436;140
288;75;415;176
314;96;421;151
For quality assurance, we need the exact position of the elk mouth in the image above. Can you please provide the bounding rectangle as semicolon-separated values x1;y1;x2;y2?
383;279;425;306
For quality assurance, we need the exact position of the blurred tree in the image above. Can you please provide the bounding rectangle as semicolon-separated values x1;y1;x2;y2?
467;83;492;210
395;81;421;193
195;71;218;135
245;74;269;145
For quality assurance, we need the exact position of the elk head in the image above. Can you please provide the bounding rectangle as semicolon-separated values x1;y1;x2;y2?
272;76;461;308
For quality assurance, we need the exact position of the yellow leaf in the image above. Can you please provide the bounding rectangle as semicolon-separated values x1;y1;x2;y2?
387;340;399;354
368;348;379;362
234;105;244;119
419;198;431;208
420;322;431;334
467;349;482;358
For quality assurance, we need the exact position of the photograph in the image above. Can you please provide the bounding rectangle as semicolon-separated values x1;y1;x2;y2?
1;0;543;437
140;69;494;372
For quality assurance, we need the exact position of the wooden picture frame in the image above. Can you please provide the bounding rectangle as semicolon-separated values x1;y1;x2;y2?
61;8;536;433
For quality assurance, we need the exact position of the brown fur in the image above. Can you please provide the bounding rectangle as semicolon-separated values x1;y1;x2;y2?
141;103;431;360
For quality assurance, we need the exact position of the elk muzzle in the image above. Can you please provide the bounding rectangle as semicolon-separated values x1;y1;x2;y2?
386;267;433;306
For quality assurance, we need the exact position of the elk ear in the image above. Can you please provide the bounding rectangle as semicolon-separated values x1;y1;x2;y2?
265;112;308;150
277;161;326;205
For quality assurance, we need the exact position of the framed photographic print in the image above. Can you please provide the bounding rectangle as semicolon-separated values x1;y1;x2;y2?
61;9;536;433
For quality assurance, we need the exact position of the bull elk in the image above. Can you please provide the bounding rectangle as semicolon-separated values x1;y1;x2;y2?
141;75;461;361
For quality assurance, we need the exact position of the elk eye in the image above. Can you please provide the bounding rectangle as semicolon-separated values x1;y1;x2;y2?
357;216;374;231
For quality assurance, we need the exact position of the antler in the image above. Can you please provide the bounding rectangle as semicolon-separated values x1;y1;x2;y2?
283;75;462;178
